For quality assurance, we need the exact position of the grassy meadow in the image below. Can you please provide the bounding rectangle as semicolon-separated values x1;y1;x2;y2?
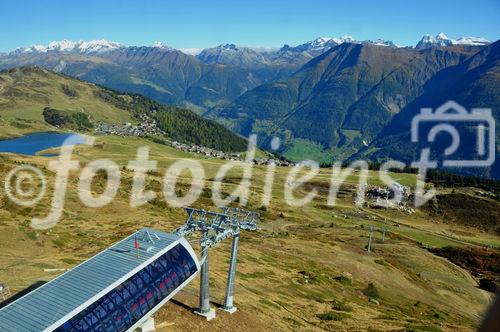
0;134;497;331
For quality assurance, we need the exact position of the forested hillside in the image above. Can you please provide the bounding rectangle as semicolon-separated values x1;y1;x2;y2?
0;67;248;151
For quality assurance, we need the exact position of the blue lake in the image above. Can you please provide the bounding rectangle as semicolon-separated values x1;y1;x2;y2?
0;132;87;156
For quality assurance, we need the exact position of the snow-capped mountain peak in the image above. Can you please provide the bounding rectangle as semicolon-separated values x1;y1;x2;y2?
416;33;453;49
416;33;490;49
151;41;172;50
216;43;239;51
331;35;356;45
309;37;334;47
10;39;123;55
363;39;397;47
76;39;122;53
47;39;77;52
453;36;491;46
309;36;356;45
436;32;449;40
284;36;357;55
10;44;48;55
305;36;356;50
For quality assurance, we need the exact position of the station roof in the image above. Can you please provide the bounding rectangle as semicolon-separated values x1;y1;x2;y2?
0;228;181;331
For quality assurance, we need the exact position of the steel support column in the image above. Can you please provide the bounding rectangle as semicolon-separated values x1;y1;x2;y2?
222;233;239;313
195;245;215;320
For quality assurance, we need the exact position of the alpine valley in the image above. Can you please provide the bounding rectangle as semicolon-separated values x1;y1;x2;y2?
1;33;498;176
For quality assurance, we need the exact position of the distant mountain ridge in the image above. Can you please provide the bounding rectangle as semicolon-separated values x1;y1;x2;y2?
10;39;124;55
7;33;490;57
0;44;270;111
197;43;270;67
1;34;491;112
195;36;398;72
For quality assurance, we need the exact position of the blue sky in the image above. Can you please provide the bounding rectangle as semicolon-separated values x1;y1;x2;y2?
0;0;499;52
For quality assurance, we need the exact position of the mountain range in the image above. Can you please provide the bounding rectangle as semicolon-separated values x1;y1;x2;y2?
0;34;491;111
0;44;267;112
0;33;498;177
5;33;490;57
207;40;499;175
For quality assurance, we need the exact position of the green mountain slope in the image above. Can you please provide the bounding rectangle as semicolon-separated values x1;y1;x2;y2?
355;40;500;177
0;67;248;152
208;43;494;164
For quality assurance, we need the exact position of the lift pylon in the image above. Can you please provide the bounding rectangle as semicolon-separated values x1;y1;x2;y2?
174;207;259;319
220;207;259;313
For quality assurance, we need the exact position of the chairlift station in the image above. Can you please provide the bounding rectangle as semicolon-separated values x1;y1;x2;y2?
0;207;258;331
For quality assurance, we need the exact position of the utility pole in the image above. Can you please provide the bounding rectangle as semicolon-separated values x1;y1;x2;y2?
366;226;388;253
367;225;373;253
